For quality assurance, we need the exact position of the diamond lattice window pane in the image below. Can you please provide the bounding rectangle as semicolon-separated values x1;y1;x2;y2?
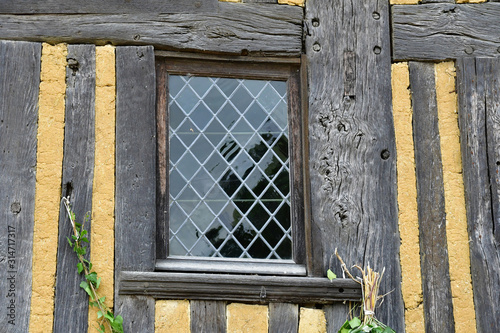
169;75;291;259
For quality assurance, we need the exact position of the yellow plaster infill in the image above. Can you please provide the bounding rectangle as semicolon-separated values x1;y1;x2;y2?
390;0;418;5
155;300;190;333
219;0;305;5
227;303;268;332
391;63;425;333
456;0;487;3
29;43;67;333
298;307;326;333
89;45;116;332
435;62;476;333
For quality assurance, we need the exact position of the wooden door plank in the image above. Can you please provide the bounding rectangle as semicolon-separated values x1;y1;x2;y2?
324;303;349;333
0;40;41;332
0;3;303;57
409;62;455;333
52;44;96;333
269;303;298;333
0;0;218;14
392;3;500;61
191;300;227;333
115;45;156;332
305;0;404;330
457;57;500;333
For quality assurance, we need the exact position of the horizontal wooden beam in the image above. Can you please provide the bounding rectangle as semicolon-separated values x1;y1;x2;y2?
119;271;362;303
0;3;303;56
0;0;217;14
392;3;500;61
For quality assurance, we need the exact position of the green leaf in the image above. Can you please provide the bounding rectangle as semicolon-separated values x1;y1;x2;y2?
105;313;114;321
81;230;87;236
348;317;362;329
99;296;106;303
97;311;103;319
80;281;92;298
382;327;395;333
96;277;101;289
372;327;384;333
327;269;337;281
86;272;98;287
66;236;73;247
337;319;351;333
77;262;84;274
81;237;89;243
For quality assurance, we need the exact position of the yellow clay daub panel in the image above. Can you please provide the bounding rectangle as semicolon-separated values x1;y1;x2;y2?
227;303;268;333
155;300;190;333
391;63;424;333
390;0;418;4
298;307;326;333
278;0;305;6
30;43;67;333
89;45;116;332
435;61;476;333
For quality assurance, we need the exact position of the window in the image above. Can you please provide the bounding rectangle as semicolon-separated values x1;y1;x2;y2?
155;54;307;275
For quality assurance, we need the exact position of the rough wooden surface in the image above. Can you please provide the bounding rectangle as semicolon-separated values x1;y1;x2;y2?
324;303;350;333
457;57;500;333
0;3;302;56
392;3;500;61
119;272;361;303
0;40;40;332
191;301;227;333
114;46;156;332
269;303;298;333
0;0;217;14
305;0;404;330
53;44;96;333
409;62;455;333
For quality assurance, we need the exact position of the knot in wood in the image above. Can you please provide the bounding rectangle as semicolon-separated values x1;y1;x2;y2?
10;202;21;214
67;57;79;72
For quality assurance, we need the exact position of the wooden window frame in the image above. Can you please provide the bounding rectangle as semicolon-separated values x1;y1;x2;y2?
155;53;307;275
117;51;361;303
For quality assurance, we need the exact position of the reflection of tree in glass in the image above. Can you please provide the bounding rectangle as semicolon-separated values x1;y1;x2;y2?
205;132;291;259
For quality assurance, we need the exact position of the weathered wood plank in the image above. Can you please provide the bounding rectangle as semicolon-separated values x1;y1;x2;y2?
119;272;361;303
114;46;156;332
0;0;217;14
392;3;500;61
457;57;500;333
0;40;41;332
409;62;455;333
52;45;96;333
324;303;349;333
191;301;227;333
0;3;303;57
305;0;404;330
269;303;298;333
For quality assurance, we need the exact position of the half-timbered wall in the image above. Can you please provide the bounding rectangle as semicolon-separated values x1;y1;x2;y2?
0;0;499;332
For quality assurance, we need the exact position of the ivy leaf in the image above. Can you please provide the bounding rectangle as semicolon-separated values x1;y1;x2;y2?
66;236;73;247
77;262;84;274
327;269;337;281
348;317;362;329
80;281;92;298
97;311;103;319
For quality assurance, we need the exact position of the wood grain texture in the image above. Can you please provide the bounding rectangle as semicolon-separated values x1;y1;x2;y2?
305;0;404;329
392;3;500;61
53;44;96;333
191;301;227;333
114;46;156;332
409;62;455;333
0;3;302;57
457;57;500;333
0;40;40;332
0;0;217;14
269;303;298;333
119;272;361;303
324;303;349;333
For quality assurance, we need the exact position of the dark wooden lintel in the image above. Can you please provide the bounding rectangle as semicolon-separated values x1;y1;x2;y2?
392;3;500;61
0;3;303;57
118;271;361;304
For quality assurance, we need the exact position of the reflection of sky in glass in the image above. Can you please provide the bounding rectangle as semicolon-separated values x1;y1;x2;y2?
168;75;292;260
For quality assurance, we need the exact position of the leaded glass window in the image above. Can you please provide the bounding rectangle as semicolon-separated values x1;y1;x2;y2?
169;75;292;259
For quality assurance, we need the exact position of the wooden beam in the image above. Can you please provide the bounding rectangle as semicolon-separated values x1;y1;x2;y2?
409;62;455;333
392;3;500;61
456;57;500;333
305;0;404;329
0;0;218;14
53;44;96;333
0;40;40;332
191;301;227;333
115;46;157;332
269;303;298;333
119;272;362;303
0;3;303;57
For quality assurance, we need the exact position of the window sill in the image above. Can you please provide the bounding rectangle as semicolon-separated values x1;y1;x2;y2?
118;271;362;304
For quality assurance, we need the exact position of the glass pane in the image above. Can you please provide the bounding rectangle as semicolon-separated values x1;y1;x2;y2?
169;75;291;259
